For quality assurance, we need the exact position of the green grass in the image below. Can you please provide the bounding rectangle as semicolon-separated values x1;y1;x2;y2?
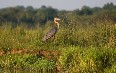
0;47;115;73
60;47;116;73
0;21;116;73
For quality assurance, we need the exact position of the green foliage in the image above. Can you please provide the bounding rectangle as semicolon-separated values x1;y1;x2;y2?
0;2;116;26
58;47;116;73
0;23;116;72
0;54;56;73
0;2;116;73
0;5;58;25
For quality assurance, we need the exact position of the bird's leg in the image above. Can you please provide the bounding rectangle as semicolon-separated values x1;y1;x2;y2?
51;35;55;42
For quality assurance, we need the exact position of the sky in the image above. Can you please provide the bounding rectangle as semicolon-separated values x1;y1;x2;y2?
0;0;116;10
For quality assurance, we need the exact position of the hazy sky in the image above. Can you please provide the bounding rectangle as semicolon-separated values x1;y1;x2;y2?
0;0;116;10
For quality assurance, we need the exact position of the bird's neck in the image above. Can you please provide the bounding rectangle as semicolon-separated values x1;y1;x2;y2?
54;20;59;25
54;21;59;29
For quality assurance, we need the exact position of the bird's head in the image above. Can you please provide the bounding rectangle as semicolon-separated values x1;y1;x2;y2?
54;16;61;21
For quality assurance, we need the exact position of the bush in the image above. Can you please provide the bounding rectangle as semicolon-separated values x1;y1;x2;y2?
58;47;116;73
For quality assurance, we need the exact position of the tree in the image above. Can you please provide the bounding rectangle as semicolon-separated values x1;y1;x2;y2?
35;6;57;25
81;6;93;15
74;6;93;16
103;2;114;9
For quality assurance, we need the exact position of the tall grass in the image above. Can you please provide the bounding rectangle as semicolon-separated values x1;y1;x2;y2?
59;47;116;73
0;47;115;73
0;20;116;72
0;20;115;50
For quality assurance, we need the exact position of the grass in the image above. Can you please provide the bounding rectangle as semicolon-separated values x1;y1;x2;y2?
0;20;116;73
0;47;115;73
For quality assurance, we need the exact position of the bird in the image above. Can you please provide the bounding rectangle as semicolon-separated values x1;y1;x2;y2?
42;16;61;42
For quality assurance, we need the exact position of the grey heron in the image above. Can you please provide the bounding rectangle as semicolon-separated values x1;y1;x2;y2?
42;16;61;42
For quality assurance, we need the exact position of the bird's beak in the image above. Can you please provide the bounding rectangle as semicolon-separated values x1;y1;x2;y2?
57;18;61;21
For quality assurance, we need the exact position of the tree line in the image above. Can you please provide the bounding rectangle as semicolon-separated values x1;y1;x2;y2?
0;2;116;27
